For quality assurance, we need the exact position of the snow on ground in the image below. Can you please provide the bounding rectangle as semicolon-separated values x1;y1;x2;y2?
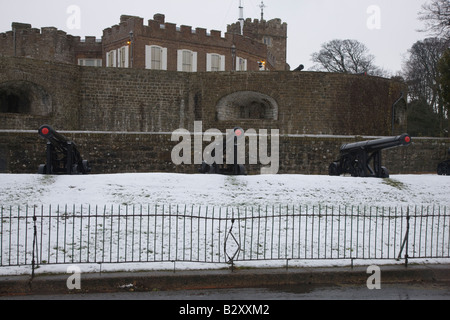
0;173;449;276
0;173;449;208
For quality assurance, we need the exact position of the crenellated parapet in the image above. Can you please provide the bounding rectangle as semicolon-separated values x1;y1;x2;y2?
101;14;271;71
0;23;102;64
0;12;287;71
228;17;288;70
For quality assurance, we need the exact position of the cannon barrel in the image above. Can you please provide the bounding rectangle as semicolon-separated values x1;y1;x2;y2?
38;125;75;152
329;133;412;178
38;125;90;175
340;133;411;154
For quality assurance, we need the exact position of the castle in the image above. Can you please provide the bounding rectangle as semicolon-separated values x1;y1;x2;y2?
0;14;288;72
0;13;447;175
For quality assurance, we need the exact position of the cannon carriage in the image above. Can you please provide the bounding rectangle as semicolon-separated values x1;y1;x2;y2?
37;125;91;175
199;127;247;176
329;134;412;178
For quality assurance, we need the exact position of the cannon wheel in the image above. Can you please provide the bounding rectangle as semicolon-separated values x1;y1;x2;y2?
82;160;91;174
199;162;221;174
380;166;390;178
72;164;80;175
38;164;46;174
199;162;209;174
237;164;247;176
438;161;449;176
328;162;340;176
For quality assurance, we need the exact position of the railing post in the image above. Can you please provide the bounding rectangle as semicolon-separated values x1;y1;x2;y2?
397;207;410;267
224;212;241;271
31;206;39;280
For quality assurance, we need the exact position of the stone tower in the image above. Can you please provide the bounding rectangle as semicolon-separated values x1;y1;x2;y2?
227;17;288;71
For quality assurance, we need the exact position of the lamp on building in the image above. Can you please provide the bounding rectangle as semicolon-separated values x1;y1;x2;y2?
129;31;134;68
258;60;266;71
231;44;236;71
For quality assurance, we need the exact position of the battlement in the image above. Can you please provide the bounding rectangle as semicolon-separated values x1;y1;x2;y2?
103;14;237;44
1;22;101;43
0;22;102;64
101;14;272;71
0;12;287;71
227;17;287;37
227;16;288;70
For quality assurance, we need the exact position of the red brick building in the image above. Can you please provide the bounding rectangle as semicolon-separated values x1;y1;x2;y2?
0;14;288;72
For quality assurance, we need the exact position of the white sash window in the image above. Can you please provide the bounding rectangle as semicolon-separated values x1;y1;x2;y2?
106;50;116;68
207;53;225;72
145;45;168;70
177;49;197;72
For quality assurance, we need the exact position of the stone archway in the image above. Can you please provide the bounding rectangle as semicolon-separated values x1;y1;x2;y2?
0;81;52;116
216;91;278;121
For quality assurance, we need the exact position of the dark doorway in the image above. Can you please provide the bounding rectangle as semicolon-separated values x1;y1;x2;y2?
0;87;31;113
216;91;278;121
0;81;52;115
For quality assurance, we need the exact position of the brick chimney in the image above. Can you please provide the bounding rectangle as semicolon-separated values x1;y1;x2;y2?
153;14;165;24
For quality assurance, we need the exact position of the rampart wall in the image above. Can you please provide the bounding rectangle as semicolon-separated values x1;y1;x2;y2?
1;56;444;176
0;56;407;135
0;131;448;175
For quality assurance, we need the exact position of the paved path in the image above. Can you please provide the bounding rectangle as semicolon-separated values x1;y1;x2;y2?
1;264;450;299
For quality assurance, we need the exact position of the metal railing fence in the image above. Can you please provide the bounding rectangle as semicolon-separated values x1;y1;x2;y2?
1;205;449;269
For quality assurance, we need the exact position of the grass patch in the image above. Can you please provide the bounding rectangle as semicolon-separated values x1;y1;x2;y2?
382;178;407;190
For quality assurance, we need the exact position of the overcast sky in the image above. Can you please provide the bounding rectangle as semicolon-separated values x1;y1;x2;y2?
0;0;431;74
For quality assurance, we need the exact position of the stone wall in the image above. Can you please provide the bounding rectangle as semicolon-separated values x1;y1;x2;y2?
0;131;448;176
0;56;427;177
0;56;407;137
0;23;102;65
79;67;191;132
0;57;81;130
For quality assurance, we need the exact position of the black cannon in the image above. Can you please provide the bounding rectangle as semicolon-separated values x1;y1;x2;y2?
437;148;450;176
199;127;247;176
329;133;412;178
37;125;91;175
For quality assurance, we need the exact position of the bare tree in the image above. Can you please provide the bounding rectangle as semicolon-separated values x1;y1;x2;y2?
438;48;450;107
438;48;450;133
418;0;450;40
403;37;449;135
403;38;447;106
310;39;387;76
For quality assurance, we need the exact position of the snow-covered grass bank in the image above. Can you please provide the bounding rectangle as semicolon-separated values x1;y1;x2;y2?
0;173;449;276
0;173;449;208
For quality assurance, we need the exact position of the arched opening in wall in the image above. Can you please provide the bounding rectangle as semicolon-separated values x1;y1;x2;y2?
216;91;278;121
0;81;52;116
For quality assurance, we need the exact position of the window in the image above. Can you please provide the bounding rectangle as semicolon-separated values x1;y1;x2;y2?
152;47;161;69
206;53;225;72
182;51;192;72
78;59;102;67
106;50;116;67
107;47;129;68
118;46;129;68
145;45;167;70
263;36;273;47
236;57;247;71
177;49;197;72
